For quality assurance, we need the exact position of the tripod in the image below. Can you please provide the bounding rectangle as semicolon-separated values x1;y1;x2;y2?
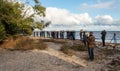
110;33;117;50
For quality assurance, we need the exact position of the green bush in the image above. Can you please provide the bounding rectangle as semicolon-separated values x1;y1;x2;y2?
0;23;6;41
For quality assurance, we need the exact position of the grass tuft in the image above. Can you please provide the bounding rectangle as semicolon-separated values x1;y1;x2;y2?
41;39;67;44
60;45;75;56
60;44;87;56
0;36;47;50
70;45;87;51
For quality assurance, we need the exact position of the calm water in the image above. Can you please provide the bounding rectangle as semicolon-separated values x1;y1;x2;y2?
75;31;120;44
33;31;120;43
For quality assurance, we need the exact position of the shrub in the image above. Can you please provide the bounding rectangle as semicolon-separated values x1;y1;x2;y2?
60;45;75;56
14;37;33;50
0;36;47;50
33;39;47;50
70;45;87;51
60;44;87;56
14;37;47;50
42;39;67;44
0;23;6;41
0;36;16;49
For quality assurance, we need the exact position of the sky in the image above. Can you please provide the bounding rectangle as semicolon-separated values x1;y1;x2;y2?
30;0;120;31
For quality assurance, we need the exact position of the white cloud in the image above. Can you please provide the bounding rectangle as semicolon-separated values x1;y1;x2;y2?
95;15;113;24
80;0;117;9
20;6;120;31
45;7;92;26
43;7;120;31
81;3;88;8
91;1;114;9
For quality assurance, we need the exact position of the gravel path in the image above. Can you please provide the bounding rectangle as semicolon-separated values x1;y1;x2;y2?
0;48;85;71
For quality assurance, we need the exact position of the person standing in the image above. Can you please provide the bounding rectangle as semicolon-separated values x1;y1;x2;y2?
83;31;87;46
71;31;75;40
101;30;106;46
60;31;62;39
80;29;83;41
87;32;95;61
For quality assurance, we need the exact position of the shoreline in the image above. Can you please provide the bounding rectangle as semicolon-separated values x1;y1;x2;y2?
29;36;120;47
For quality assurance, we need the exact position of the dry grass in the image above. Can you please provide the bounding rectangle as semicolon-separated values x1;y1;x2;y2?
41;39;67;44
99;48;120;56
0;36;16;49
70;45;87;51
107;56;120;71
0;36;47;50
60;44;87;56
60;45;75;56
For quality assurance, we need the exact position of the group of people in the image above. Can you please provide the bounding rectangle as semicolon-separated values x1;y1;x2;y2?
34;29;108;61
79;29;107;61
79;30;96;61
49;31;76;40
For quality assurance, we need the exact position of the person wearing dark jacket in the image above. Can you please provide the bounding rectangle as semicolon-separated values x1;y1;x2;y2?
87;32;95;61
80;29;83;41
101;30;106;46
83;31;87;46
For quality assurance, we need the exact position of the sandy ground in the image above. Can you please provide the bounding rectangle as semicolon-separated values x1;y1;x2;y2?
0;41;86;71
0;48;84;71
0;38;120;71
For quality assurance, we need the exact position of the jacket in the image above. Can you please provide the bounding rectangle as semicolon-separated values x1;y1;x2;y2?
87;35;95;48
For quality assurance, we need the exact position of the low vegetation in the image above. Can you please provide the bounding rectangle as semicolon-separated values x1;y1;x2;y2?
0;0;50;42
41;39;67;44
107;56;120;71
60;45;75;56
99;48;120;56
0;36;47;50
60;44;87;56
70;45;87;51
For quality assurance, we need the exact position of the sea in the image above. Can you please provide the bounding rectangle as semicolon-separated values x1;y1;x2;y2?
33;31;120;44
75;31;120;44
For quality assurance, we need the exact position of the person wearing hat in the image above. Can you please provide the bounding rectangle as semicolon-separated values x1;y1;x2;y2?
87;32;96;61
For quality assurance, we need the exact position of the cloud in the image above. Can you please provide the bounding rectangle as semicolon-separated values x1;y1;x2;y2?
20;5;120;31
91;1;114;9
20;2;120;31
80;0;120;13
94;15;113;25
43;7;120;31
45;7;92;26
80;1;118;10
